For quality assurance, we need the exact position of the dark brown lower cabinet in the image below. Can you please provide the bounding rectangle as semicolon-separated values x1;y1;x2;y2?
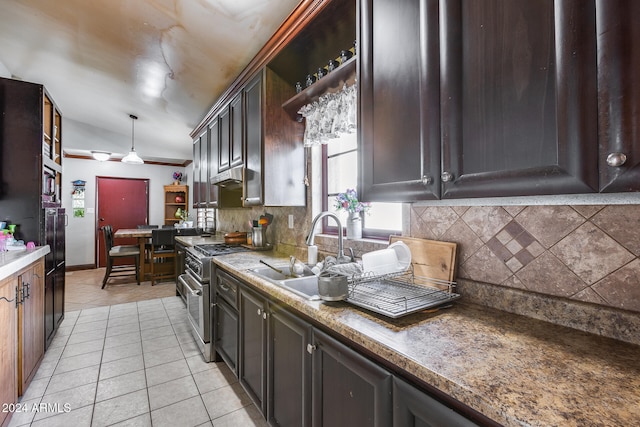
214;298;238;375
268;304;312;427
393;377;479;427
224;268;480;426
311;328;392;427
239;286;267;415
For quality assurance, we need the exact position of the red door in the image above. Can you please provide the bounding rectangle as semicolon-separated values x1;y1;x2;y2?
96;177;149;267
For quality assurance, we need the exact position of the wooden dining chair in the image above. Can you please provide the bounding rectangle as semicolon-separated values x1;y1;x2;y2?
136;224;158;268
101;225;140;288
149;228;177;285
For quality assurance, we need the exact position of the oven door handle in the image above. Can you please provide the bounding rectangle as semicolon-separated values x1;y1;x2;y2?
179;274;202;296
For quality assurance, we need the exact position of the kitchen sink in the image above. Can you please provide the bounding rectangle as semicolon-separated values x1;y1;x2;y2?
250;266;320;300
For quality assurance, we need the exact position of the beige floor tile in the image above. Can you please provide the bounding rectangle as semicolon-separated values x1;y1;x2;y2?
99;354;145;381
201;383;253;421
96;370;147;402
145;359;191;387
150;395;210;427
30;404;93;427
148;375;200;411
34;383;96;421
92;389;150;427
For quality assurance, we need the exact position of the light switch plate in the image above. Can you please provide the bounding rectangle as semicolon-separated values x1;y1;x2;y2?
288;214;294;229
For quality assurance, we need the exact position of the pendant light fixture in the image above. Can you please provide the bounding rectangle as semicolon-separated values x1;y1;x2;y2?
121;114;144;164
91;151;111;161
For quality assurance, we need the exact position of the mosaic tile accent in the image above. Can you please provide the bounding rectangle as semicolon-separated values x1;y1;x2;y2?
485;221;539;272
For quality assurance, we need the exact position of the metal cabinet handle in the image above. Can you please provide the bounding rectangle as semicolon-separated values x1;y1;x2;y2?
421;175;433;186
257;308;261;316
441;171;454;182
306;344;316;354
262;312;267;320
606;152;627;167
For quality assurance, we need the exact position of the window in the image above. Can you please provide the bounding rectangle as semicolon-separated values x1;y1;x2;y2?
323;132;402;238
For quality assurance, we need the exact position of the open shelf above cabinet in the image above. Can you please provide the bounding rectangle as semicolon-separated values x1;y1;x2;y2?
282;56;356;121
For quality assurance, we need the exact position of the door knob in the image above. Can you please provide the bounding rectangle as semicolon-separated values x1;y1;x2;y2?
441;171;454;182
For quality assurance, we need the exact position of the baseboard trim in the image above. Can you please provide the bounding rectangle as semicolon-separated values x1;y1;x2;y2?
65;264;96;272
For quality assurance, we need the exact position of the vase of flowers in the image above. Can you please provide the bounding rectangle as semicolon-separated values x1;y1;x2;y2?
172;171;183;185
335;189;370;240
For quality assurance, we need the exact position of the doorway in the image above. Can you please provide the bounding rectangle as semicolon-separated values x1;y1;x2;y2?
96;177;149;267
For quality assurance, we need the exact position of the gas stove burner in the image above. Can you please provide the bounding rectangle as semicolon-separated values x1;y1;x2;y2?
193;243;250;257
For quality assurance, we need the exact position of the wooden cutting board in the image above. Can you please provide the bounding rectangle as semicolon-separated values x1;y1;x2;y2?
389;236;457;282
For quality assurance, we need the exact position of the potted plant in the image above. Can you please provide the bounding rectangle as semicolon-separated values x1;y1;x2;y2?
172;171;183;185
334;189;370;239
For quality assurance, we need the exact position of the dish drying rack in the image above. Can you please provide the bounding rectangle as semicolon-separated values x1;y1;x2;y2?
335;264;460;319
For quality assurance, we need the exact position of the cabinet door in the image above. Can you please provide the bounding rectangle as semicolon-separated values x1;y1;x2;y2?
311;329;392;427
230;92;244;168
393;377;478;427
440;0;598;198
215;298;238;375
0;276;17;426
239;287;267;414
53;263;65;329
268;304;312;427
18;261;45;395
359;0;441;202
219;105;231;172
192;135;202;208
199;129;209;206
596;0;640;191
44;272;55;349
243;73;263;207
208;119;219;207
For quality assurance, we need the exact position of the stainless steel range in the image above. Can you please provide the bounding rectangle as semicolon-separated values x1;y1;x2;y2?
178;243;248;361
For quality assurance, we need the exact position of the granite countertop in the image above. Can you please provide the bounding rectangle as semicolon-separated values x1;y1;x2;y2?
0;246;50;281
174;234;226;246
212;251;640;427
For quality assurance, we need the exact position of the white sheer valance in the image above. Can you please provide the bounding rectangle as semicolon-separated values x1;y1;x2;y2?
298;82;357;147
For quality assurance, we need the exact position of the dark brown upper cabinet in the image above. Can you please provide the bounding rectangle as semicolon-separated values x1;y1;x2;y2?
596;0;640;192
217;92;244;174
207;120;219;207
360;0;601;201
359;0;441;202
218;104;232;173
440;0;598;199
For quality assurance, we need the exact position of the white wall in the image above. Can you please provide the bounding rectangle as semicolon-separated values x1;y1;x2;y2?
0;60;10;78
63;157;189;267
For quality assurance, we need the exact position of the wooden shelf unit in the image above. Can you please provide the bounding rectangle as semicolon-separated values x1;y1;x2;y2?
164;184;189;225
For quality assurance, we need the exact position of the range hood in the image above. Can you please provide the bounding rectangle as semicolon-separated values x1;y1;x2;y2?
210;165;243;189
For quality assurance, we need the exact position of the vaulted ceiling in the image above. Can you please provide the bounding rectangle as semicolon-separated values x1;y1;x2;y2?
0;0;301;164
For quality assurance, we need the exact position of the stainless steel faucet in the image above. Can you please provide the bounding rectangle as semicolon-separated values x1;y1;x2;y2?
306;211;351;264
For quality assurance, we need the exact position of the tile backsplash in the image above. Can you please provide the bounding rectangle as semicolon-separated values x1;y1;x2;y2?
410;204;640;313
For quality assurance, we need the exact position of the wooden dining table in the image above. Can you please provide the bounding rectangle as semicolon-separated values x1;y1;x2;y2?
113;228;152;280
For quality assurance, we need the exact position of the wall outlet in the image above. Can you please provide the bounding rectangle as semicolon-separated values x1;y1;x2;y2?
288;214;294;229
